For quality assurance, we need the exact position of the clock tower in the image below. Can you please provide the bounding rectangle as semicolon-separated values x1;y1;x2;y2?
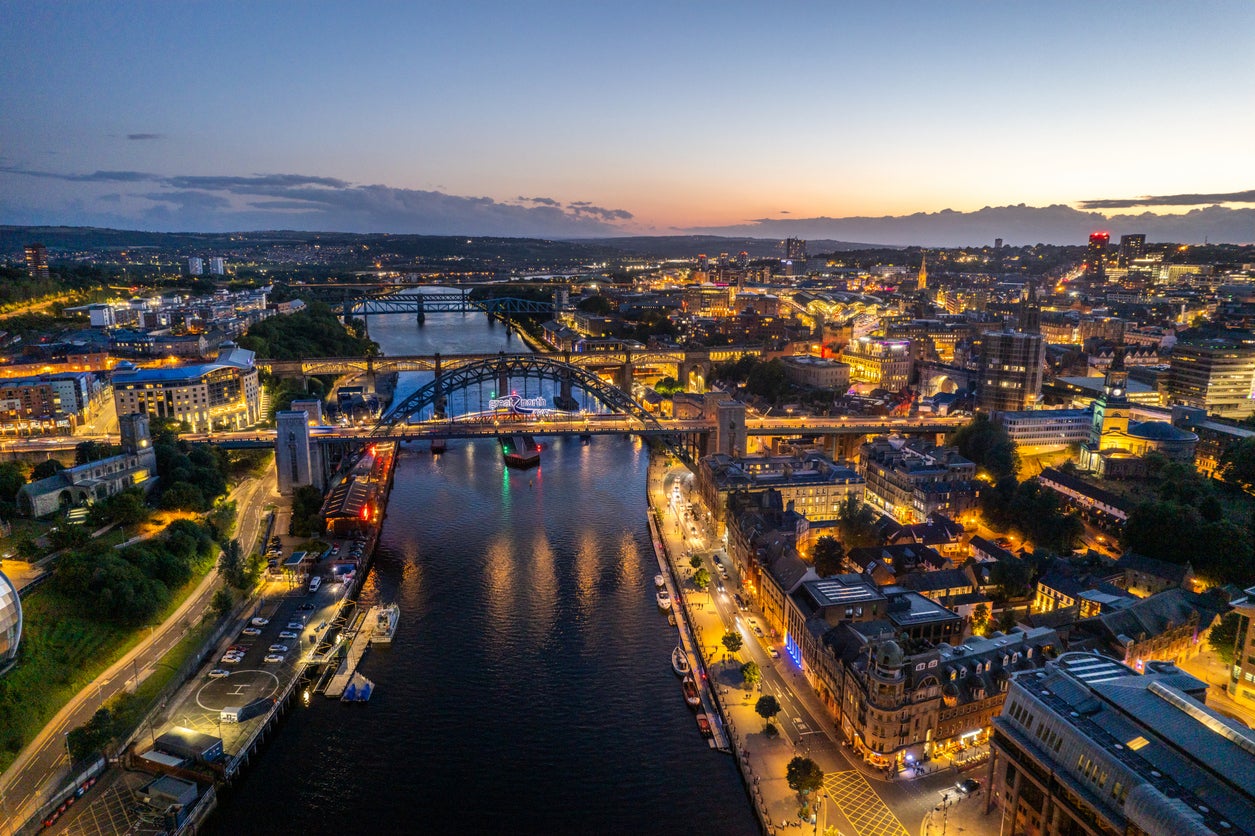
1089;356;1130;446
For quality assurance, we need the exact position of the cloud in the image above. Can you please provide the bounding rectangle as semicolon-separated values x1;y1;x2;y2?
779;210;790;214
0;167;159;183
126;133;163;141
1078;189;1255;209
685;203;1255;246
0;166;636;236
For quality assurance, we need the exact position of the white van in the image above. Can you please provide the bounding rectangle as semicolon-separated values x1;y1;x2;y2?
308;575;322;594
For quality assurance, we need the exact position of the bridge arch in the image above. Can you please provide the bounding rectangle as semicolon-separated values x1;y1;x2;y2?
371;353;688;457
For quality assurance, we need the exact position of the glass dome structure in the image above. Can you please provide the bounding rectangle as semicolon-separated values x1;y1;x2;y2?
0;569;21;673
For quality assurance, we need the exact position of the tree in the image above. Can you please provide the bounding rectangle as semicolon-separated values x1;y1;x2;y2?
66;708;116;763
722;631;744;654
576;294;614;315
786;756;824;799
211;587;236;619
291;485;325;537
745;359;790;402
837;495;879;549
952;414;1020;481
693;567;711;590
0;461;26;514
88;488;149;528
30;459;65;481
220;539;248;590
811;535;845;577
1210;611;1242;666
741;660;761;689
654;376;683;396
75;440;117;465
756;694;781;728
689;554;703;569
971;603;991;636
1220;437;1255;491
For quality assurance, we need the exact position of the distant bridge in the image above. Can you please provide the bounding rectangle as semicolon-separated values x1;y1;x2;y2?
341;292;555;319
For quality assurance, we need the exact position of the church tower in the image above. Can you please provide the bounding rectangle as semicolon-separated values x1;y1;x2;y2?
917;253;928;291
1089;351;1130;446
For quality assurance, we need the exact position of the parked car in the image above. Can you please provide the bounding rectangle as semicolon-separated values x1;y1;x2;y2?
298;603;315;611
769;647;780;659
286;621;305;630
208;669;231;679
263;654;285;664
279;631;299;640
242;627;262;636
268;644;289;653
221;655;243;665
250;617;270;627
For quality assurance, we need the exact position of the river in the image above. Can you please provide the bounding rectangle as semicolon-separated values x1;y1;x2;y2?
207;294;758;834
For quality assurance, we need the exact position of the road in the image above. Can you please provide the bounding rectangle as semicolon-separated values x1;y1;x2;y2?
650;461;985;835
0;470;277;833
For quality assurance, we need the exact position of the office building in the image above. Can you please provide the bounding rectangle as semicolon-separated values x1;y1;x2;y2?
187;257;204;275
112;343;261;432
698;451;865;533
991;652;1255;836
1168;336;1255;419
24;244;49;279
839;337;913;392
785;237;807;262
780;355;851;390
1118;233;1146;267
994;408;1092;454
979;331;1046;412
1085;232;1110;281
858;436;980;523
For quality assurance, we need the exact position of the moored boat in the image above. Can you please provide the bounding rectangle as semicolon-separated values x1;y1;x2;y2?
371;602;400;643
656;589;672;610
682;675;701;708
654;573;666;588
671;645;690;676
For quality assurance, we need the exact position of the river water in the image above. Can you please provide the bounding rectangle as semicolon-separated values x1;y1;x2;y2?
208;295;757;834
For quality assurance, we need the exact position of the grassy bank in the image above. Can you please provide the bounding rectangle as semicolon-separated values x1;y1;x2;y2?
0;554;216;772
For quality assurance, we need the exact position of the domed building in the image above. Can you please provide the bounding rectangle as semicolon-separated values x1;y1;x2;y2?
0;569;22;674
1079;363;1197;478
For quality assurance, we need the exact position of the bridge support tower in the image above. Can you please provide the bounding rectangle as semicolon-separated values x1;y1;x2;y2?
416;294;425;325
617;350;635;393
554;352;579;411
433;353;447;419
496;352;510;398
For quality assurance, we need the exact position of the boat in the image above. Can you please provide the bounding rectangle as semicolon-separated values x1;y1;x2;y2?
682;675;701;708
499;434;540;469
371;603;400;643
671;646;690;676
656;589;672;610
696;713;713;738
654;574;666;589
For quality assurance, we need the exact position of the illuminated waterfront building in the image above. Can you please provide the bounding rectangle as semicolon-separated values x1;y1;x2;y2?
112;343;260;432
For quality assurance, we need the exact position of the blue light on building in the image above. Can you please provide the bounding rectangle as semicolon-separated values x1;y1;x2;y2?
785;632;802;667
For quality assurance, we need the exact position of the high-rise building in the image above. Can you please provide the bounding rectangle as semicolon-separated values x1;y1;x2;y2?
994;237;1003;249
209;257;226;275
187;257;204;275
1168;336;1255;419
696;253;709;271
784;238;807;262
991;652;1255;836
1085;232;1110;281
24;244;49;279
1019;280;1041;334
979;330;1045;412
1118;233;1146;267
736;251;750;268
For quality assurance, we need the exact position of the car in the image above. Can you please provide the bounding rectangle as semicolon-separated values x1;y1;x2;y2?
221;655;243;664
242;627;262;636
286;620;305;629
268;644;289;653
250;617;270;627
734;593;747;610
956;778;982;795
715;579;726;593
753;625;765;637
279;630;299;639
769;647;780;659
298;602;316;611
227;644;249;652
264;654;285;663
208;669;231;679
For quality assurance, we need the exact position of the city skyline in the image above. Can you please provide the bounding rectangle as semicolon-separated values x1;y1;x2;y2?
2;1;1254;243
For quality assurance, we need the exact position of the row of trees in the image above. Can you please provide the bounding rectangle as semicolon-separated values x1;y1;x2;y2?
236;301;379;359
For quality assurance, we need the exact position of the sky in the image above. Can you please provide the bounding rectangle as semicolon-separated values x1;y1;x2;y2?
2;1;1254;244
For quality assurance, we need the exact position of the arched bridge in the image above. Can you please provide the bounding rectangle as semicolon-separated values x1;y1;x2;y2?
371;352;693;459
343;292;554;318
